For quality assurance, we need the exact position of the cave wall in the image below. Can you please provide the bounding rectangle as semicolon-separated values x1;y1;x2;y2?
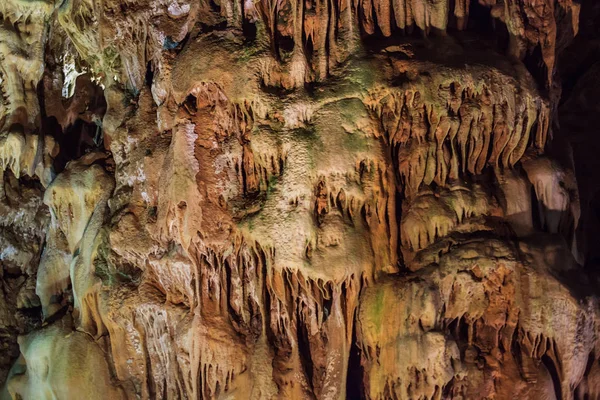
0;0;599;399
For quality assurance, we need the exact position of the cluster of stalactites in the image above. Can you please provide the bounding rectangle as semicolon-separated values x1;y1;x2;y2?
0;131;57;187
102;231;365;398
357;240;599;400
247;0;577;88
22;0;576;109
373;83;549;198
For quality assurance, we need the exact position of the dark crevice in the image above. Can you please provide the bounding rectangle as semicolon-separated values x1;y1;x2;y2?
208;0;221;13
530;186;542;232
242;19;257;42
53;119;102;172
346;310;365;399
303;30;315;67
524;44;549;93
322;296;332;323
145;61;154;88
542;354;563;400
465;0;494;35
183;93;198;115
276;32;295;61
296;312;315;392
198;20;228;34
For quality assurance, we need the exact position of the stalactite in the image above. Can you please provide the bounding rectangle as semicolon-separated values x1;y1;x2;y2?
0;0;597;399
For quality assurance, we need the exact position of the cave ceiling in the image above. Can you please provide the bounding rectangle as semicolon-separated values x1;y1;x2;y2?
0;0;599;399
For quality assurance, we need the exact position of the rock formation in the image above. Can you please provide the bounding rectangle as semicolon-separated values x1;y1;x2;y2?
0;0;598;398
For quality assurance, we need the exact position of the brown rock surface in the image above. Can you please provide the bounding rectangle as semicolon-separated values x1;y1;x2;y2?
0;0;598;399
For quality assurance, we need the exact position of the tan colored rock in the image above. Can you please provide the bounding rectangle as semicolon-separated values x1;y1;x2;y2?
0;0;598;398
4;319;125;400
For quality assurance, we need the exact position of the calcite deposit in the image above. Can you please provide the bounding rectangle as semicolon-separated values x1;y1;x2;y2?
0;0;599;398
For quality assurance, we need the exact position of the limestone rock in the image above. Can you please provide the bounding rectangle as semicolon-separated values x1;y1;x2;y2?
0;0;598;399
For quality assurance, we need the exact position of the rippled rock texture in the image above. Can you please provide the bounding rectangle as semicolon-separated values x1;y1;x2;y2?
0;0;599;399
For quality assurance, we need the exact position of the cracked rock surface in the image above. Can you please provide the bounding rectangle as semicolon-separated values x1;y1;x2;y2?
0;0;599;399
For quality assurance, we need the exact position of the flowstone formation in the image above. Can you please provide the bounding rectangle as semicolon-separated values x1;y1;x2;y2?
0;0;599;398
